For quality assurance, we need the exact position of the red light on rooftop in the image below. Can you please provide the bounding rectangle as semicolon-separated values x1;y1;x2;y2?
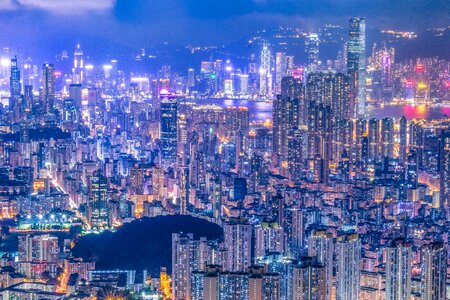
415;64;423;71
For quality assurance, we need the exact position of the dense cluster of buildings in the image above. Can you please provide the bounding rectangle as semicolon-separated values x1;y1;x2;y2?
0;17;449;299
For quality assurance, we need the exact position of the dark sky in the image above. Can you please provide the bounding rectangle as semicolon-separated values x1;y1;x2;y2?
0;0;449;51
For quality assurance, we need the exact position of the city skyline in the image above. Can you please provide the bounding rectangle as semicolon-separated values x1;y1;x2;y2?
0;2;449;299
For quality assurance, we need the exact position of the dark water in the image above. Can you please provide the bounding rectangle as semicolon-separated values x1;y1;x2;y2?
192;99;450;122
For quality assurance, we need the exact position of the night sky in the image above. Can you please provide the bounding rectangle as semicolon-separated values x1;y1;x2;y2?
0;0;449;52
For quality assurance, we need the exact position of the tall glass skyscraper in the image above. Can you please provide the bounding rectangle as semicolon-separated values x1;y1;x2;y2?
347;17;366;117
42;63;56;114
306;33;320;72
439;129;450;208
10;56;21;100
160;89;178;161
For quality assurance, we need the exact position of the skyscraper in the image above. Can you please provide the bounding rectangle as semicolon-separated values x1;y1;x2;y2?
368;118;380;162
336;233;361;300
384;238;412;300
89;172;109;228
273;76;302;167
172;233;193;300
406;150;418;189
422;242;447;300
160;89;178;161
42;63;55;114
347;17;366;117
275;52;287;93
409;121;424;168
381;118;394;158
9;56;21;109
306;33;320;72
224;218;252;272
260;43;271;96
399;116;407;164
73;43;84;84
439;129;450;208
308;230;333;300
188;68;195;88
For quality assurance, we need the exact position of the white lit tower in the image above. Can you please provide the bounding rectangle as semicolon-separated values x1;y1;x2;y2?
73;43;84;84
275;52;287;93
306;33;320;72
422;242;447;300
336;233;361;300
260;42;271;96
347;17;366;117
384;238;412;300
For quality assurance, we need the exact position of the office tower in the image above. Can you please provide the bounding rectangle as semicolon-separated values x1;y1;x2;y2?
307;101;332;184
409;121;424;168
89;172;109;228
240;74;249;95
308;230;333;299
160;89;178;161
233;177;247;201
332;73;351;119
384;238;412;300
347;17;366;117
422;242;447;300
42;63;56;114
224;218;252;272
399;116;407;163
69;83;83;108
224;79;233;95
260;43;271;96
406;150;418;189
439;129;450;208
275;52;287;92
23;84;33;111
172;233;193;300
188;68;195;88
291;256;326;300
73;43;84;84
336;233;361;300
381;118;394;158
178;113;188;151
306;33;320;72
272;76;302;166
287;128;307;182
354;118;367;163
9;56;21;110
368;118;380;162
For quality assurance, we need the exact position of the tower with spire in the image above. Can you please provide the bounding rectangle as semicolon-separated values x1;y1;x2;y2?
73;43;84;84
